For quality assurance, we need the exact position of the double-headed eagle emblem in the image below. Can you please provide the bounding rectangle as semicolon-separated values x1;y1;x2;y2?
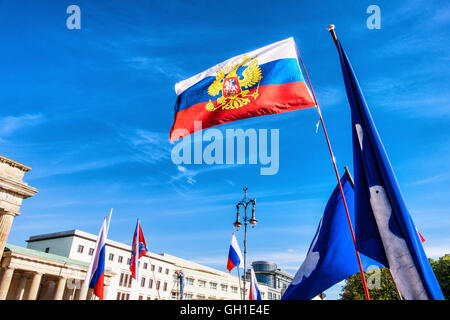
206;56;263;111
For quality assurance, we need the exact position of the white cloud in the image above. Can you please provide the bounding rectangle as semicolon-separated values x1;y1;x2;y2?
0;113;45;138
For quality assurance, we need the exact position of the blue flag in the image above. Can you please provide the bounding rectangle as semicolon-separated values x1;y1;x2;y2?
337;40;444;300
282;173;382;300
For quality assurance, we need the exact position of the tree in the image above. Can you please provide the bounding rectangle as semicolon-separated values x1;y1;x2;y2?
428;254;450;300
340;267;400;300
340;254;449;300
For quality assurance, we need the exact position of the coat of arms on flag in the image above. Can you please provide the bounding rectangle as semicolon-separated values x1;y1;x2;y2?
205;56;262;111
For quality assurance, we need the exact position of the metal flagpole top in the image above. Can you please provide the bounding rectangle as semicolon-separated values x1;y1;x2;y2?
327;24;339;48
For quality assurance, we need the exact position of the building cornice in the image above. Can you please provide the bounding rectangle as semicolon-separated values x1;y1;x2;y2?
0;156;31;172
0;175;39;198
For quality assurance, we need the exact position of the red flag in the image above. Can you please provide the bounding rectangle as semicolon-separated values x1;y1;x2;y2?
416;226;426;243
130;220;148;279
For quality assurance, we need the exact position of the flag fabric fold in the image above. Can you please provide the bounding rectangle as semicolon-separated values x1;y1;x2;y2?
170;37;316;142
282;173;382;300
86;217;107;300
249;266;262;300
227;232;243;272
130;219;148;280
336;40;444;300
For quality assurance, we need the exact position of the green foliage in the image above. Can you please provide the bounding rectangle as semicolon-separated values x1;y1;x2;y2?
340;254;449;300
340;267;400;300
428;254;450;299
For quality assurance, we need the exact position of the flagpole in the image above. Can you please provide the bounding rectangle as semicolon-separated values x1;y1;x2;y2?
106;208;113;236
388;269;403;300
294;40;371;300
237;266;243;300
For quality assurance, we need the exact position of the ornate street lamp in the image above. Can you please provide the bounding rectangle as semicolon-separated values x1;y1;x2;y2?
233;186;256;300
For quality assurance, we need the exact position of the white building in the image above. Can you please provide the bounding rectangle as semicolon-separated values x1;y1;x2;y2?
26;229;269;300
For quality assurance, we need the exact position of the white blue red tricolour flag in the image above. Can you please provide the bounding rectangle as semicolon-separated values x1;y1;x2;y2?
227;232;243;272
249;266;262;300
87;217;107;299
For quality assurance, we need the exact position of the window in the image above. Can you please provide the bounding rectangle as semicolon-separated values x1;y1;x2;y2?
148;278;153;289
221;284;227;292
156;281;161;290
77;245;84;253
147;296;151;300
210;282;217;290
119;273;125;287
198;280;206;288
141;277;146;287
158;266;162;273
185;293;193;300
186;278;194;286
138;295;143;300
117;256;123;263
151;264;155;271
128;275;132;288
45;247;50;253
127;258;131;265
143;262;148;269
268;292;272;300
165;268;169;275
88;248;94;256
117;292;130;300
231;286;237;293
109;253;114;261
197;295;205;300
163;282;168;291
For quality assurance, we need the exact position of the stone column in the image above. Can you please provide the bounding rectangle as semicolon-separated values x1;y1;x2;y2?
53;277;67;300
0;213;15;258
103;283;109;300
0;267;14;300
78;280;89;300
25;272;42;300
0;156;38;258
14;274;28;300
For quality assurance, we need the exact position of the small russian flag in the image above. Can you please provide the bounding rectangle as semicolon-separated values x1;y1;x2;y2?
249;265;262;300
227;232;243;272
87;217;107;300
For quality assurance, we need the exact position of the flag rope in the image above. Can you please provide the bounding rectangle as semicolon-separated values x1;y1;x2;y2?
294;43;371;300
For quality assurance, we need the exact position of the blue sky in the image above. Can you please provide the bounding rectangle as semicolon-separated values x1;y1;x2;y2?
1;0;449;299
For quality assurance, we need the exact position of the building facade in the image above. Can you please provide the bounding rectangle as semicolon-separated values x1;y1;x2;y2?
0;244;115;300
246;261;294;300
25;229;269;300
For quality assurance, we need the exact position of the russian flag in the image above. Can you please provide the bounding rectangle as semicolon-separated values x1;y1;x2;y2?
87;217;107;300
249;266;262;300
227;232;243;272
170;37;316;142
130;219;148;279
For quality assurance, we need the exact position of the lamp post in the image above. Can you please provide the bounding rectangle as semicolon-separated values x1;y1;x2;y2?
233;186;257;300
